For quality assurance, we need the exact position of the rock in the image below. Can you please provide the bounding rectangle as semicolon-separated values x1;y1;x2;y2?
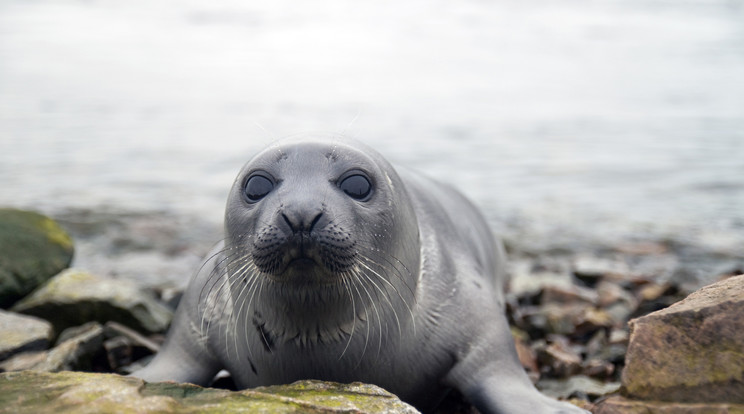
520;302;614;338
11;269;172;334
0;371;420;413
0;310;53;360
631;283;685;318
572;255;631;286
581;359;615;380
0;322;105;372
622;274;744;404
537;375;620;400
596;281;638;325
592;396;744;414
540;285;598;306
537;340;583;378
0;208;74;307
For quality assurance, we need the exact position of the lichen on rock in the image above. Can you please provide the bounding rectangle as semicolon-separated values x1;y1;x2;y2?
622;274;744;404
0;371;420;414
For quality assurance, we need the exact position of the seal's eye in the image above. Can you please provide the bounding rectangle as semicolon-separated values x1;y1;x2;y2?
339;174;372;200
244;175;274;202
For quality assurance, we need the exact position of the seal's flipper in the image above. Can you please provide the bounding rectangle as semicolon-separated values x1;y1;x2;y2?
444;314;588;414
130;300;221;386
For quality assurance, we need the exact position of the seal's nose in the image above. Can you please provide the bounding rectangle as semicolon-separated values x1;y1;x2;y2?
281;209;323;234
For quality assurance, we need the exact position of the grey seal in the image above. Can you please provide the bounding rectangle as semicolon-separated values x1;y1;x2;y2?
133;136;585;413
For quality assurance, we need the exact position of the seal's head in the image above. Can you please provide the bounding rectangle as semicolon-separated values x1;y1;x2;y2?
222;137;419;330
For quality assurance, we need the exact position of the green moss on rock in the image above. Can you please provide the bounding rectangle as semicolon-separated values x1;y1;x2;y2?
0;209;74;308
0;371;420;414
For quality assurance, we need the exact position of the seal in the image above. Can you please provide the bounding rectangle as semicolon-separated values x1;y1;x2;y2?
133;136;585;413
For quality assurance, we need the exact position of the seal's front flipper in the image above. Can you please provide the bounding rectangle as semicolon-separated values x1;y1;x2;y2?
130;305;221;386
444;317;588;414
452;374;589;414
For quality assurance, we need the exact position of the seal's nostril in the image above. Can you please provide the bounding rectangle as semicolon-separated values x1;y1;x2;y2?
282;213;295;231
309;212;323;232
282;210;323;233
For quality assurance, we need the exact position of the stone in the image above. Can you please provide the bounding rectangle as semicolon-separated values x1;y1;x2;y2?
572;255;631;285
11;269;172;334
0;371;420;413
0;322;105;372
0;208;74;307
540;285;598;306
0;309;53;360
507;258;575;298
581;359;615;380
592;396;744;414
537;340;583;378
622;274;744;404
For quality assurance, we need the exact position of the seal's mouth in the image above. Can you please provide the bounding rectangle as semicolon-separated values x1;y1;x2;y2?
252;233;356;280
251;219;358;280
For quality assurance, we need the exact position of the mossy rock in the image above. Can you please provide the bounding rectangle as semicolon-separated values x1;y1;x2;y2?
0;371;420;413
0;208;74;308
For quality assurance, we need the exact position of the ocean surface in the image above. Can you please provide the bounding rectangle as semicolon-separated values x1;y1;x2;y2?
1;0;743;288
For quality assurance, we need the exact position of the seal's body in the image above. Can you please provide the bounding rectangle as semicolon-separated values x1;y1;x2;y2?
134;137;585;413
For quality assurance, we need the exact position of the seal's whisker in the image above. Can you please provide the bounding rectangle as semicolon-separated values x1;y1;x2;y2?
348;269;371;369
229;260;261;362
352;266;383;362
241;261;266;360
218;248;258;360
355;250;416;335
355;259;402;339
338;272;357;361
354;240;416;300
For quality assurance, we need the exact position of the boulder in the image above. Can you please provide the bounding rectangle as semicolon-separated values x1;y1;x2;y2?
592;396;744;414
11;269;172;335
0;208;74;307
622;274;744;403
0;310;54;360
0;371;420;413
0;322;105;372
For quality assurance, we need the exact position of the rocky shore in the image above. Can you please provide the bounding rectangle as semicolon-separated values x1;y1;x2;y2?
1;207;742;413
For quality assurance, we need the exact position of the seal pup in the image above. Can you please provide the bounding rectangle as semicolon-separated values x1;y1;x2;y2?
133;136;585;413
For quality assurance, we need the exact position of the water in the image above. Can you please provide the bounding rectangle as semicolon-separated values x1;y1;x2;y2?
1;0;743;287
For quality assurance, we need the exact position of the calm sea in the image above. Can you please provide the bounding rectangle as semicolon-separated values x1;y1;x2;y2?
1;0;743;287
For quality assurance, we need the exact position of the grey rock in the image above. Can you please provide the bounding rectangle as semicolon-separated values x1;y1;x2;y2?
0;322;104;372
11;269;172;334
0;310;53;360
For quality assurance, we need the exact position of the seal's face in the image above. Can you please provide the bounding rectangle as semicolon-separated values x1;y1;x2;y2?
223;138;419;302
